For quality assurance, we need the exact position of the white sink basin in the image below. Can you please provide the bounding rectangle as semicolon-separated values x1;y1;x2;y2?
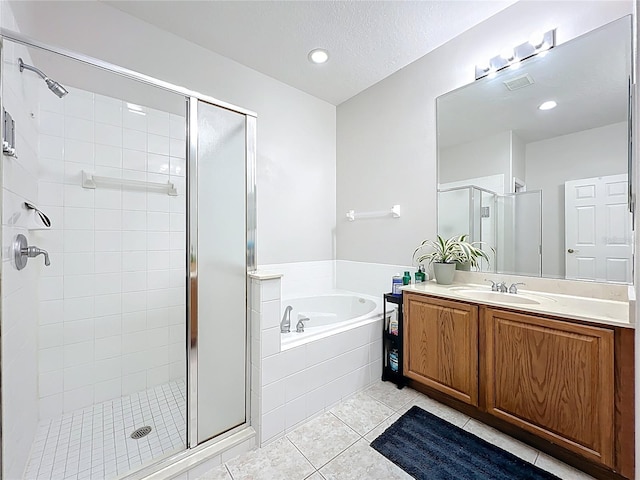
451;288;553;305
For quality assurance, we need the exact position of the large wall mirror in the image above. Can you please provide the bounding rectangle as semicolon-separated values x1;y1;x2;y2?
436;16;633;284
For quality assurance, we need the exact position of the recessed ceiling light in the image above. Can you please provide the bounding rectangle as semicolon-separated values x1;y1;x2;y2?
538;100;557;111
308;49;329;64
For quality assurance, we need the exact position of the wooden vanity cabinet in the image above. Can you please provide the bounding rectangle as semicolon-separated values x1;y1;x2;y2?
403;292;633;479
483;307;615;468
403;294;478;406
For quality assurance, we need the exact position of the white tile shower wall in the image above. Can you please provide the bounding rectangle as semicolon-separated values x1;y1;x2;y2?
1;30;41;480
34;86;187;418
336;260;415;298
251;274;382;446
260;261;334;297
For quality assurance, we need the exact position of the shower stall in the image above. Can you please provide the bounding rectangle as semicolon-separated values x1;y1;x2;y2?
0;31;256;479
438;186;542;275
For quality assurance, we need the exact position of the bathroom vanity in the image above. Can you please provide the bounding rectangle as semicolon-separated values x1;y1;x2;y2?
402;281;634;480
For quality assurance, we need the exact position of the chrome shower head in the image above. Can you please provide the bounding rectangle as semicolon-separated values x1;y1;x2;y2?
45;78;69;98
18;57;68;98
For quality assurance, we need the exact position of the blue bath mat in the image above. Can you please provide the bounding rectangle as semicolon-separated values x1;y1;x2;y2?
370;405;562;480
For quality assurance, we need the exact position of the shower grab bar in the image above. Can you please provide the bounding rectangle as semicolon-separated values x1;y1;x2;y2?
82;170;178;196
346;205;400;221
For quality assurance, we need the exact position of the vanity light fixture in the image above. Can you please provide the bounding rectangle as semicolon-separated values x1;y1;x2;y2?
475;28;556;80
538;100;557;111
308;48;329;64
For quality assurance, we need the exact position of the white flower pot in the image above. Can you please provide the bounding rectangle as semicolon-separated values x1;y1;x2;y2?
433;262;456;285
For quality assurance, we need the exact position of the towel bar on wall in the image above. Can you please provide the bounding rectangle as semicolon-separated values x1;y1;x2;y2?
82;170;178;196
346;205;401;221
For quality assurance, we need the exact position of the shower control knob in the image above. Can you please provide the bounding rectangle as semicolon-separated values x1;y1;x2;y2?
13;234;50;270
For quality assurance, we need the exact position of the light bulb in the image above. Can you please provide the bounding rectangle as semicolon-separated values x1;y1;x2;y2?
529;32;545;49
501;48;514;61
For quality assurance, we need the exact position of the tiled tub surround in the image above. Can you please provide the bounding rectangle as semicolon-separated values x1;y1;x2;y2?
258;260;419;299
34;85;187;418
190;381;596;480
250;273;384;446
25;380;186;480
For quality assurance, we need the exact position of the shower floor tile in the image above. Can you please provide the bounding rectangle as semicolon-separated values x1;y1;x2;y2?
24;379;186;480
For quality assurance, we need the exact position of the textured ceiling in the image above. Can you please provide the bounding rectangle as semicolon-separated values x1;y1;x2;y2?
105;0;517;105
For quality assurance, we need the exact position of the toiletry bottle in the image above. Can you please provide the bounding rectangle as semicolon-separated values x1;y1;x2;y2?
403;271;411;285
392;274;402;294
389;311;399;335
390;349;399;372
418;265;427;282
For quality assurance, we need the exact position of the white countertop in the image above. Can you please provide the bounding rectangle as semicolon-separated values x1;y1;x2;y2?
402;280;633;329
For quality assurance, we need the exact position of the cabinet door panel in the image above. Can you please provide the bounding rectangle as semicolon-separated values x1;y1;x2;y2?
404;294;478;405
485;308;614;467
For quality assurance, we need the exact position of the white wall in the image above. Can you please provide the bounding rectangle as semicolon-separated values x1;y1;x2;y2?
439;130;512;193
512;132;526;187
34;86;187;417
6;0;336;265
525;121;628;278
0;9;40;479
336;0;632;267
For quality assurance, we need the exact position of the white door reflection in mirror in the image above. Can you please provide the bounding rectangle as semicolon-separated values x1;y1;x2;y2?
565;174;632;283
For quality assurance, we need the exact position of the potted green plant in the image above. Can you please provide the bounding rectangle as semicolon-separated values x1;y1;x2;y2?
413;234;491;285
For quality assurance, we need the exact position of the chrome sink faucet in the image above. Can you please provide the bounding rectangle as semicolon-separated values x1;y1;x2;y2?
485;279;507;292
485;279;499;291
280;305;293;333
485;279;516;293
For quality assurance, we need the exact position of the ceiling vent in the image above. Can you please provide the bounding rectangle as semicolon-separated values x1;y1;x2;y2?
503;74;534;91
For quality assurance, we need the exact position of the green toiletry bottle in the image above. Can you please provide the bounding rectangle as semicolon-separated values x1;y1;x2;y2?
403;271;411;285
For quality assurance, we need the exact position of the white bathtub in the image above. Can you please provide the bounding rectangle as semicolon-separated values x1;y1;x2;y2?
280;291;386;350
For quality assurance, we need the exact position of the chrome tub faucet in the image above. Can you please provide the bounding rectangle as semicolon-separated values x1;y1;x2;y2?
280;305;293;333
296;317;309;333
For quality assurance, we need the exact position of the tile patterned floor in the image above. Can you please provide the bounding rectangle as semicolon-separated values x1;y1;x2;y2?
196;381;597;480
25;379;186;480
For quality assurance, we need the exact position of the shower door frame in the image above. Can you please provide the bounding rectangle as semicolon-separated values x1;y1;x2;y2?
0;28;257;478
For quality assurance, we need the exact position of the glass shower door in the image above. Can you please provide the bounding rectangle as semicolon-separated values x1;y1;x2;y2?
497;191;542;276
190;100;249;444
